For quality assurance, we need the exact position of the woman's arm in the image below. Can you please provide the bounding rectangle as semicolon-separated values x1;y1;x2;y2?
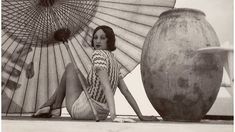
118;78;159;121
97;69;116;121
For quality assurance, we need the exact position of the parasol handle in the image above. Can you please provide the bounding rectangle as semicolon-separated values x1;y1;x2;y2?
63;42;100;122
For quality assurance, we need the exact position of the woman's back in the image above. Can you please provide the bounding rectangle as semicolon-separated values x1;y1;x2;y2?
87;50;120;103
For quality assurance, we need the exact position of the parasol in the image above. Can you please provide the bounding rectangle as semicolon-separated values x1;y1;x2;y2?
2;0;176;116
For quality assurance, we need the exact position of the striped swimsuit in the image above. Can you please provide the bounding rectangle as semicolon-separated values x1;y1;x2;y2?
87;50;120;103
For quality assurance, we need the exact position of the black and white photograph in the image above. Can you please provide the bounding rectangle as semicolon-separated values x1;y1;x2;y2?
2;0;233;131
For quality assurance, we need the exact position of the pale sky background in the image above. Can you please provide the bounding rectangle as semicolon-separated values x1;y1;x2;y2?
114;0;234;116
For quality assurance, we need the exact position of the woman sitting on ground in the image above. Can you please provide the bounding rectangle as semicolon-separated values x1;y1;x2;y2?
33;25;158;122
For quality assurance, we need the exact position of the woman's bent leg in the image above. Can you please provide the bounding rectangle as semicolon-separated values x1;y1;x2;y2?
33;63;84;117
33;67;67;117
64;63;84;114
39;71;66;109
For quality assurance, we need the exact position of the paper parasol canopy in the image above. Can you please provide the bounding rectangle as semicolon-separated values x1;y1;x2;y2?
2;0;176;116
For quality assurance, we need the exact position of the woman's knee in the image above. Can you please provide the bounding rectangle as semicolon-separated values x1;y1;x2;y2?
64;63;77;79
65;63;75;73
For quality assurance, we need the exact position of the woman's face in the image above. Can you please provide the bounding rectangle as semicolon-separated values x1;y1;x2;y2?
93;29;108;50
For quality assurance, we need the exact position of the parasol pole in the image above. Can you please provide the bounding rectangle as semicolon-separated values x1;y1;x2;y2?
54;29;99;122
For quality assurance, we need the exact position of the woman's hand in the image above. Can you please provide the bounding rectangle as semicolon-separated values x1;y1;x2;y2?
113;117;136;123
139;115;160;121
110;113;116;121
106;114;116;122
118;79;160;122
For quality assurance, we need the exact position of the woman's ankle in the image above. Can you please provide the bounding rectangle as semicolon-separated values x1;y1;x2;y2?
51;108;61;117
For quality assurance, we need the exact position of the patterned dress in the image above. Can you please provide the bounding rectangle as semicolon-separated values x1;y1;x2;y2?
87;50;121;103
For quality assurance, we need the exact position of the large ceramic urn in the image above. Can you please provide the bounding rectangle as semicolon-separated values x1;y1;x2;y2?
141;8;223;121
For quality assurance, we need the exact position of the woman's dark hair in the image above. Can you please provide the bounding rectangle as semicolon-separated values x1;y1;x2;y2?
91;25;116;51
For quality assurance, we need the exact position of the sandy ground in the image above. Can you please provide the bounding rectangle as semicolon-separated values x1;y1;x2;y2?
2;116;233;132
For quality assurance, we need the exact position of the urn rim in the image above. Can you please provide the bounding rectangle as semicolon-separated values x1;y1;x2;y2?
160;8;206;18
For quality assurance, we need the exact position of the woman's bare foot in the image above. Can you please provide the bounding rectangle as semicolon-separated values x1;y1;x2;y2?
32;106;61;118
32;106;51;118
